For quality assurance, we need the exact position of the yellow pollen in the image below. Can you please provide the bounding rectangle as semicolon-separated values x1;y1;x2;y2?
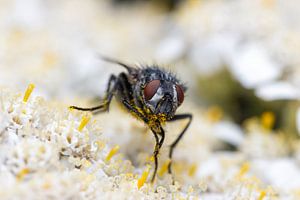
258;190;267;200
188;163;197;177
261;0;275;8
82;159;92;168
137;165;151;189
39;146;46;154
94;141;106;151
78;115;91;131
125;173;134;179
43;51;58;67
42;182;52;189
16;168;30;181
105;145;120;162
206;106;223;122
149;155;155;163
188;0;201;7
173;162;184;175
261;112;275;131
237;162;250;178
158;159;171;177
23;83;35;103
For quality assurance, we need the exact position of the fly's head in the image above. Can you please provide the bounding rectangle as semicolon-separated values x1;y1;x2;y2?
138;67;186;120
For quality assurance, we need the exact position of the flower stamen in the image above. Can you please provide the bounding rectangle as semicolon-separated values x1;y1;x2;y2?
23;83;35;103
105;145;120;162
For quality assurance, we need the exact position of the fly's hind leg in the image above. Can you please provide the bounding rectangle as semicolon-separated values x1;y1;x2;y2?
69;75;117;112
167;114;192;174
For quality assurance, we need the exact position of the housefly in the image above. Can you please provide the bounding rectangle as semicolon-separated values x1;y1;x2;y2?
70;56;192;182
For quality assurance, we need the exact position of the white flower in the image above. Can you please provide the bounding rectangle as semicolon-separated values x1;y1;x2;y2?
213;121;244;147
256;81;300;101
228;43;282;89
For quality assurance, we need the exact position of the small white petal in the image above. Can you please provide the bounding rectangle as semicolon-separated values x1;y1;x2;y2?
253;159;300;191
155;35;186;63
256;81;300;101
229;43;282;89
13;0;46;28
213;121;244;146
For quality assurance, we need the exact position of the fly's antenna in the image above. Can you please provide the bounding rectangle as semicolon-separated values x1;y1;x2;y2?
99;55;135;72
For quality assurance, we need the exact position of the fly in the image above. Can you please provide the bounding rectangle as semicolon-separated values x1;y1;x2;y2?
70;56;192;183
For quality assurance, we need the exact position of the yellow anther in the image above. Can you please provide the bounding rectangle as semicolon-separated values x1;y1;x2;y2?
125;173;134;179
237;162;250;178
149;155;155;163
8;29;24;44
16;168;30;181
94;141;106;151
105;145;120;162
23;83;35;103
82;159;92;168
78;115;91;131
188;163;197;177
206;106;223;122
188;185;194;195
137;165;151;189
258;190;267;200
261;0;275;8
261;112;275;131
173;162;184;175
39;146;46;154
42;182;51;189
188;0;201;7
43;51;58;67
158;159;171;177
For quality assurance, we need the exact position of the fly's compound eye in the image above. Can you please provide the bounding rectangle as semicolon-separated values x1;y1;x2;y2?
144;80;160;101
175;85;184;106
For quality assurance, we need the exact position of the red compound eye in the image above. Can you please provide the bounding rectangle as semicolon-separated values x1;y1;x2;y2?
176;85;184;106
144;80;160;101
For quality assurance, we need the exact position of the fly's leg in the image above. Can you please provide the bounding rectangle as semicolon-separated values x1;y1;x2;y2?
69;104;106;112
118;73;133;103
150;126;165;183
122;99;166;183
167;114;192;174
69;75;117;112
122;100;148;122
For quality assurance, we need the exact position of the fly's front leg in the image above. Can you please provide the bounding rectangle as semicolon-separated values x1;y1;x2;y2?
122;100;148;123
167;114;192;174
123;99;165;183
150;126;165;183
69;75;117;112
